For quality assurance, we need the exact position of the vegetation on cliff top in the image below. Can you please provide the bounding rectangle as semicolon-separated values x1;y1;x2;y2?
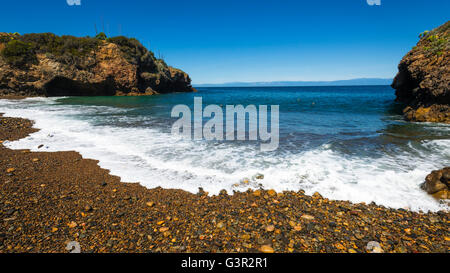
0;32;161;71
392;21;449;123
0;32;193;96
417;21;450;56
0;39;37;67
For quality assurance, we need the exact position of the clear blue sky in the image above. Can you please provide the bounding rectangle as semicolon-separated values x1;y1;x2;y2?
1;0;448;84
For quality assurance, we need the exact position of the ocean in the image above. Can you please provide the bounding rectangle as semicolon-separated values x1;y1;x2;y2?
0;86;449;211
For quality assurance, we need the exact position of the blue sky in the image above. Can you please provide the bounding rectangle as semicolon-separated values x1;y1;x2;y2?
1;0;448;84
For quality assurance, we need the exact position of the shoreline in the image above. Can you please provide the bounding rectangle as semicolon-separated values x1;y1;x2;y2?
0;114;449;253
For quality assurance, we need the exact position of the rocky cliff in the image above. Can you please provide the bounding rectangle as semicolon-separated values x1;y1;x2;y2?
392;21;449;123
0;33;195;96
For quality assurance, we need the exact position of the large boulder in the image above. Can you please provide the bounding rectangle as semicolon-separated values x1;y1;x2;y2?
392;21;450;123
0;33;195;97
421;167;450;199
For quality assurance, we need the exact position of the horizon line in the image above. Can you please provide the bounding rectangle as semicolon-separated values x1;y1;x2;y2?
193;77;394;86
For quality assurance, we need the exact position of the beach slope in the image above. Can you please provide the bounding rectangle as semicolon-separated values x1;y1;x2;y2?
0;114;448;253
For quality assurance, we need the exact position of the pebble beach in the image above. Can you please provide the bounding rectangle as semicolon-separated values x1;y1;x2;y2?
0;113;448;253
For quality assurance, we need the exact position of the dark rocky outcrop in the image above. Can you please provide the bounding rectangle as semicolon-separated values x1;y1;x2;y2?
421;167;450;200
391;22;450;200
392;21;449;123
0;33;195;97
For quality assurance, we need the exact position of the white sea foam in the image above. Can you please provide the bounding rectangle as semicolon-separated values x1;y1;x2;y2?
0;98;448;212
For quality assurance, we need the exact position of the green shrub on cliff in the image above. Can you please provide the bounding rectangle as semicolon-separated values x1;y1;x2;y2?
419;30;429;39
55;35;101;57
418;22;450;57
0;35;12;44
0;33;21;44
1;39;37;67
1;33;102;67
422;34;448;56
95;32;107;40
0;32;161;71
20;33;101;57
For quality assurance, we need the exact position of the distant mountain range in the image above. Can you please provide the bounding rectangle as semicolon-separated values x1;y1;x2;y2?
194;78;393;87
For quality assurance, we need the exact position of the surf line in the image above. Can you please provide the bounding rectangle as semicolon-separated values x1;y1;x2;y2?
171;97;279;151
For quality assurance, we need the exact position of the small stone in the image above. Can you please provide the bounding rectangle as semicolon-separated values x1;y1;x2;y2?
32;158;39;162
371;247;383;253
312;192;322;198
254;173;264;180
366;241;383;253
253;190;261;197
395;245;408;253
260;245;274;253
5;209;16;216
123;196;131;200
267;189;276;197
66;241;81;253
265;225;275;232
301;214;315;221
159;227;169;232
198;187;206;195
146;201;155;207
68;221;78;228
217;222;224;229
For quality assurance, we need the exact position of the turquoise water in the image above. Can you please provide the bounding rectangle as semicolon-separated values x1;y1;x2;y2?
0;86;449;211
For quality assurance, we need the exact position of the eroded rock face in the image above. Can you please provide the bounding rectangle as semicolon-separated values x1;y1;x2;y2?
0;33;194;96
421;167;450;200
392;21;450;123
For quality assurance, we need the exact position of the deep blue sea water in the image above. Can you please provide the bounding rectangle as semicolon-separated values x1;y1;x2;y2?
1;86;449;211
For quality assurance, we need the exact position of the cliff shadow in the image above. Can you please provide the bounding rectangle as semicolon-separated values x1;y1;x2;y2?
44;76;117;97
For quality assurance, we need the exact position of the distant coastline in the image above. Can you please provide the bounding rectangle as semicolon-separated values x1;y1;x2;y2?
194;78;393;88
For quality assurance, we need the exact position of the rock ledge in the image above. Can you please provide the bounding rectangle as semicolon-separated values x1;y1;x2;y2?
391;21;449;123
0;33;195;96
